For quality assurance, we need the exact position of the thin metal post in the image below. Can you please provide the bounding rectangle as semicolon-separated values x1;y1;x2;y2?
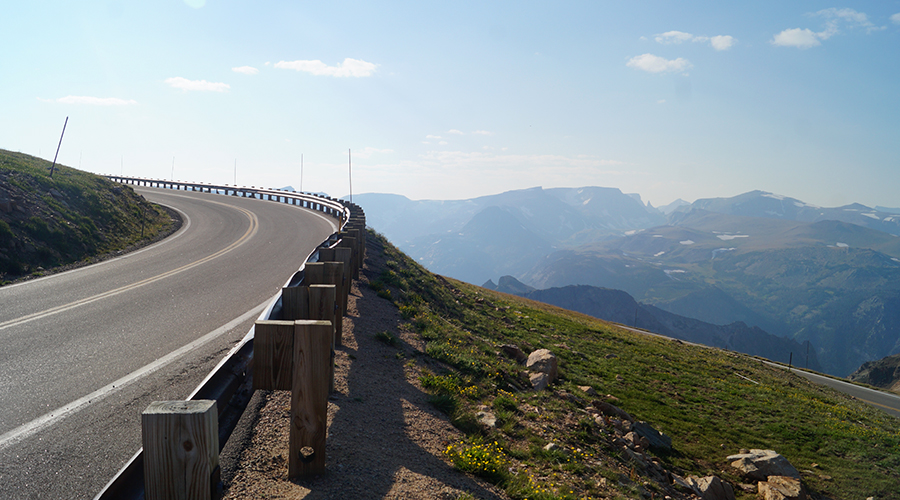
49;116;68;178
348;148;352;203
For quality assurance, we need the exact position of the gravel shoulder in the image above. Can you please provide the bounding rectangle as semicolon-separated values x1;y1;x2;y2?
222;239;509;499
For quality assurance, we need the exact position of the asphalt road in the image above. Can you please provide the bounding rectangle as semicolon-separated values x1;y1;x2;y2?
0;187;337;499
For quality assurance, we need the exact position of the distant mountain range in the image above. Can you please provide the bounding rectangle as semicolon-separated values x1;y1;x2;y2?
353;187;664;284
355;187;900;376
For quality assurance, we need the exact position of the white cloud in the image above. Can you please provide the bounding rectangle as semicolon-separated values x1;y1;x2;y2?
655;31;695;44
43;95;137;106
774;8;885;48
472;130;493;136
426;135;442;139
709;35;736;51
274;58;377;77
771;28;824;48
654;31;735;50
232;66;259;75
626;53;692;74
892;13;900;25
165;77;230;92
448;129;465;135
438;141;448;145
657;99;666;104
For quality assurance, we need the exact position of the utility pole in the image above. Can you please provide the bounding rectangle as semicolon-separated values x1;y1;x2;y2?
300;154;303;193
234;159;236;185
49;116;68;178
348;148;352;203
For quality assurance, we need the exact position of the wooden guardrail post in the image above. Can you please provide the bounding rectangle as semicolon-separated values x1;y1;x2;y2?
338;234;359;279
290;319;332;477
253;321;294;391
281;286;309;321
308;284;337;391
318;247;352;324
142;400;219;500
305;262;344;345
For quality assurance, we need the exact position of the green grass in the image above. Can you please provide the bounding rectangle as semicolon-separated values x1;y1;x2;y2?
368;230;900;500
0;149;174;282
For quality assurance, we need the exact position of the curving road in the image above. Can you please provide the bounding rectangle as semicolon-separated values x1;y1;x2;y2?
0;187;337;499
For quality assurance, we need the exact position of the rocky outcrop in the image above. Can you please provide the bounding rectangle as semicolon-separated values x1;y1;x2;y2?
848;352;900;393
685;475;736;500
727;449;799;481
758;476;805;500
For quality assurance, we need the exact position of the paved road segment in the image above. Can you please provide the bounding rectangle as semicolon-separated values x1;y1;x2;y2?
0;187;337;499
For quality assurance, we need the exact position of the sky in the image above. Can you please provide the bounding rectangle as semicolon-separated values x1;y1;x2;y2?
2;1;899;209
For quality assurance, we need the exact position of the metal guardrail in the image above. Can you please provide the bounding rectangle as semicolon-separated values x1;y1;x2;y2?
94;178;362;499
104;175;351;225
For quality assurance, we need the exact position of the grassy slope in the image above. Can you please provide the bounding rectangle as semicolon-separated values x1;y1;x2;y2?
0;149;174;283
367;232;900;500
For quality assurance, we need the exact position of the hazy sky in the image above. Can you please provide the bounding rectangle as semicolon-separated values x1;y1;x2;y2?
3;1;899;208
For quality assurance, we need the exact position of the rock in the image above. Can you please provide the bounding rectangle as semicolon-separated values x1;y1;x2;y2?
529;372;551;391
632;421;672;451
685;476;736;500
526;349;558;381
476;410;496;429
758;476;805;500
578;385;599;397
543;442;560;452
500;344;527;363
726;449;799;481
593;400;633;421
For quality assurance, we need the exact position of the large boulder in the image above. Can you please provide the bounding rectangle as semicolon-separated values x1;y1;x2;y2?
726;449;799;481
686;476;736;500
758;476;805;500
526;349;558;389
526;349;558;378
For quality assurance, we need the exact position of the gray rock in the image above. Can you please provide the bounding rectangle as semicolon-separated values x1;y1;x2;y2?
594;400;633;421
476;410;497;429
578;385;599;397
500;344;527;363
726;449;799;481
686;476;736;500
526;349;558;381
529;372;551;391
757;476;805;500
632;420;672;451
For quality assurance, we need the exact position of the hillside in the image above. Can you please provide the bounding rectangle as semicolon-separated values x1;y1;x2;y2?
0;149;175;284
317;233;899;499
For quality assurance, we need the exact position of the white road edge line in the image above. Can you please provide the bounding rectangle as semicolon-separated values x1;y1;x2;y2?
0;297;271;451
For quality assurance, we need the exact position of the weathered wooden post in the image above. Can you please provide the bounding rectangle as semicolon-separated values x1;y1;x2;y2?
318;247;352;322
305;261;344;345
338;234;359;280
142;400;219;500
253;320;295;390
308;284;337;391
281;286;309;321
253;319;333;478
290;319;332;477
